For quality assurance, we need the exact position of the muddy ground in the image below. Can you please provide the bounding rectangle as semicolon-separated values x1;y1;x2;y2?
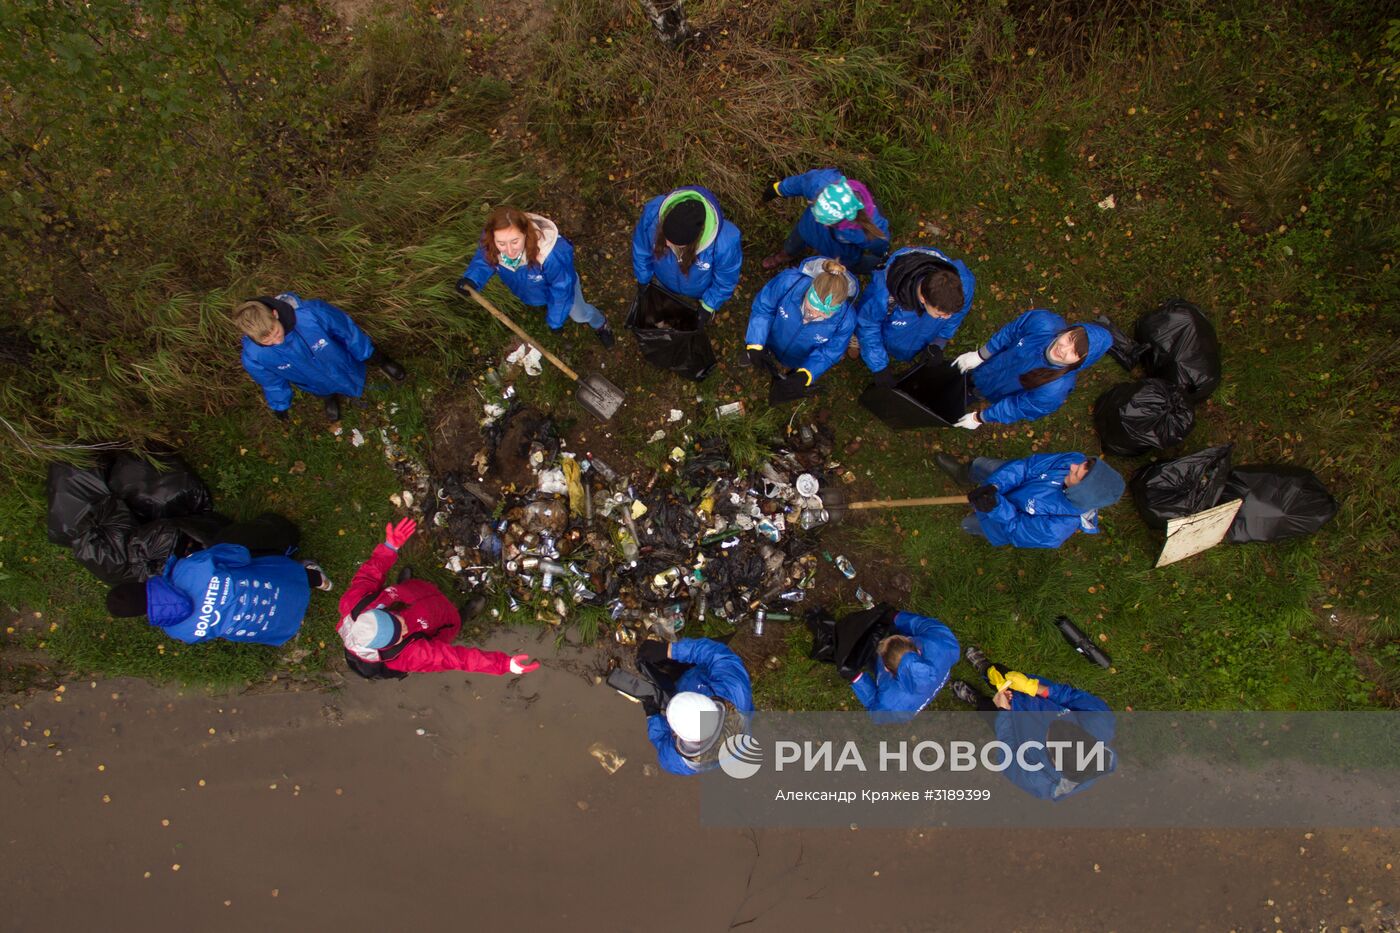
2;631;1395;932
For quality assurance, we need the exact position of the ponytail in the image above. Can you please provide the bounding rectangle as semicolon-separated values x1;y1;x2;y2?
810;259;852;306
854;209;887;244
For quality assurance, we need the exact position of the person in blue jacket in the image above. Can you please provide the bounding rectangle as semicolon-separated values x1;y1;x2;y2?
104;542;330;646
632;186;743;320
950;310;1111;428
848;611;960;724
744;257;859;402
761;169;890;274
235;294;406;423
636;638;754;776
856;245;975;388
952;646;1116;801
935;451;1125;549
458;205;615;348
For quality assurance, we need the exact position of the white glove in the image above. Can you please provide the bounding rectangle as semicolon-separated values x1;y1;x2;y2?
954;412;981;430
953;350;985;373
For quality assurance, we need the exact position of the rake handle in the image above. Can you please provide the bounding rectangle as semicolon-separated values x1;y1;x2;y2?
846;495;968;510
458;283;579;382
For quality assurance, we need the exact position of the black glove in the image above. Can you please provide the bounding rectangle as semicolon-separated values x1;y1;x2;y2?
968;484;999;513
271;408;289;422
641;695;662;718
761;181;782;203
455;278;475;296
770;372;810;404
872;368;897;390
921;343;946;364
637;640;669;666
745;347;771;369
697;304;714;328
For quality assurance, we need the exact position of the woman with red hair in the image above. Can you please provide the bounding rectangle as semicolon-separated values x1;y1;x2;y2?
458;206;615;347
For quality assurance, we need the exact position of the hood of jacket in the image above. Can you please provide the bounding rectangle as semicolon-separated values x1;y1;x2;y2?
659;187;723;253
527;213;560;265
797;255;859;299
146;574;193;628
1075;321;1113;369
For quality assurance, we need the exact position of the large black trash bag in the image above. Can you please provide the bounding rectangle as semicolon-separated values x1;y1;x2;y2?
107;452;212;521
1093;378;1195;456
70;497;138;584
1130;444;1233;530
1135;298;1222;402
625;282;717;381
1222;465;1338;543
834;604;897;681
46;460;114;545
126;514;232;581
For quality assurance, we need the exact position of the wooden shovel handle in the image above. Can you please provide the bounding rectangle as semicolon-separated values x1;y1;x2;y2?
846;495;968;510
459;284;579;382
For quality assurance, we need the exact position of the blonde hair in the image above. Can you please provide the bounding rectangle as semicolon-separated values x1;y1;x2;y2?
811;259;851;306
232;300;279;340
878;634;918;673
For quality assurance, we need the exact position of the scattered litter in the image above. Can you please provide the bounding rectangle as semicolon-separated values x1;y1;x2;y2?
350;428;365;447
588;741;627;775
647;429;666;444
505;343;544;376
1097;194;1116;210
669;409;684;422
715;401;745;419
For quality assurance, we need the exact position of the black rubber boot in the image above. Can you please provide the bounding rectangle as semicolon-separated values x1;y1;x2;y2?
934;452;972;487
371;351;407;383
324;394;342;422
593;325;616;349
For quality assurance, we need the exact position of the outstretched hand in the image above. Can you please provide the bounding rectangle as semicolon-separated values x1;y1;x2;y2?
509;653;540;675
385;517;417;550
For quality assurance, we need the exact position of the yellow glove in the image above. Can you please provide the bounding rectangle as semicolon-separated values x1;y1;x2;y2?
987;666;1007;692
1002;671;1044;696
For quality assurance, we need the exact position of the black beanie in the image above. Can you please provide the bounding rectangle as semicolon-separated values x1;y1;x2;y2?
106;581;149;618
661;199;706;246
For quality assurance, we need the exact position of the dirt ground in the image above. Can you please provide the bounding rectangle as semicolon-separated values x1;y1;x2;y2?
2;631;1395;932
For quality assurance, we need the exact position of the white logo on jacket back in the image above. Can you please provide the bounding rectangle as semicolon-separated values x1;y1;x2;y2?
311;338;328;352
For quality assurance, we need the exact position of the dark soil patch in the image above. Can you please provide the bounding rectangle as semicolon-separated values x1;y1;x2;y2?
425;392;484;478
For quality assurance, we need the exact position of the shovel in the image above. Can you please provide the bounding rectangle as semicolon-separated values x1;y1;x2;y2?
457;283;625;421
817;480;967;525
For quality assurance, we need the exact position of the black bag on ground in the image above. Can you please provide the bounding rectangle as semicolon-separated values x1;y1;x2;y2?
46;461;114;546
1093;378;1195;456
806;609;838;663
212;512;300;556
834;604;898;681
1135;298;1221;402
1222;465;1338;543
1129;444;1233;530
625;282;716;381
106;452;213;521
70;497;139;584
126;513;233;581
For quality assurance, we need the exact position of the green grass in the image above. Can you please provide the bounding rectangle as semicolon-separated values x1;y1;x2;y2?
1;1;1396;709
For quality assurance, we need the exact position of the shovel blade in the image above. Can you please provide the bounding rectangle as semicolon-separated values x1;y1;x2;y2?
575;373;625;421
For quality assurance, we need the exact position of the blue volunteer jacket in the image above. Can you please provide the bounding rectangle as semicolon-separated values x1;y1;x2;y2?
240;294;375;412
776;168;890;268
971;310;1111;424
850;612;960;724
857;246;976;373
144;543;310;646
974;453;1102;549
647;638;755;776
459;215;581;331
632;187;743;313
996;676;1116;801
745;257;859;384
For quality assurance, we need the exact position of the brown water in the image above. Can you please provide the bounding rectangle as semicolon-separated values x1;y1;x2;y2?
1;631;1394;932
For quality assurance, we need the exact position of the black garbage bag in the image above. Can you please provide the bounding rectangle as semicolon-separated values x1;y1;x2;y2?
1093;378;1195;456
107;452;212;521
46;460;114;546
625;282;716;381
1095;315;1147;372
1130;444;1233;530
126;514;233;581
1135;298;1222;402
834;604;897;681
806;609;837;663
70;497;139;584
1222;465;1338;543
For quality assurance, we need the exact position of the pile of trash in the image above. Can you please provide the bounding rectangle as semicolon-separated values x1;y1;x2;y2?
419;371;867;643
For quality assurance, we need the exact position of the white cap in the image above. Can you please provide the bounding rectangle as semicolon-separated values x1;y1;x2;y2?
666;692;722;744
